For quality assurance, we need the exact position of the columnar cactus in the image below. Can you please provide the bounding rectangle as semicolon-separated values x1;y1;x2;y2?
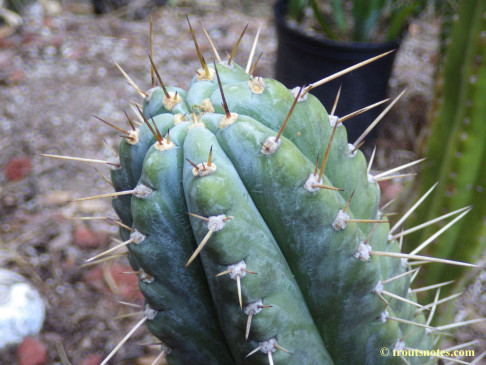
409;0;486;293
42;16;484;365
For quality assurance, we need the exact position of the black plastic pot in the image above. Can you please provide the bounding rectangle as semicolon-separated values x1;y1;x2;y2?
274;0;400;144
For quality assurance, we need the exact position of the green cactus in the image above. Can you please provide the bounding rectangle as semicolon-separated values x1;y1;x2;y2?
42;16;485;365
408;0;486;295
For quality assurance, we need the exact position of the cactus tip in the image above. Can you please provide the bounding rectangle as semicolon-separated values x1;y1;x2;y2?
113;59;147;97
304;49;395;96
148;53;169;99
237;275;242;309
200;22;221;63
99;316;148;365
81;252;128;267
213;61;231;119
149;9;155;88
207;145;213;167
353;89;406;148
84;237;134;263
371;251;482;268
275;85;303;142
70;189;135;203
248;52;263;77
186;14;209;77
330;85;342;116
122;110;137;131
228;23;248;66
245;24;262;74
185;226;216;268
92;115;131;136
38;153;120;168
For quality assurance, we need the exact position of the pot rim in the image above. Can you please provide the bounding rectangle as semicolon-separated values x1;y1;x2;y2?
274;0;403;52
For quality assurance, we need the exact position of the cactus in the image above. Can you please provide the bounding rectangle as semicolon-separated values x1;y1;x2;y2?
41;15;485;365
408;0;486;295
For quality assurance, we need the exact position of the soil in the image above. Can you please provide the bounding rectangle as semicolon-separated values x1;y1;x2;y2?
2;1;480;364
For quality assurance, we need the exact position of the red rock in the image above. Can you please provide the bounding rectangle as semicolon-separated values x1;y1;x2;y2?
73;226;101;248
8;69;25;84
80;353;102;365
21;33;37;45
82;264;143;302
82;266;104;291
110;263;143;301
0;37;14;48
5;156;32;181
17;337;47;365
379;180;404;205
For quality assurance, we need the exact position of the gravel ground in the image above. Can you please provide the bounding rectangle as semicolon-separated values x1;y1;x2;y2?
3;1;477;364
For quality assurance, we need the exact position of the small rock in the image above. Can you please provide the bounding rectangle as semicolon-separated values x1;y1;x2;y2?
82;266;104;291
80;353;102;365
5;157;32;181
379;180;404;205
111;263;142;301
8;69;26;84
83;264;142;301
77;199;109;214
39;191;72;206
0;270;45;349
17;337;47;365
1;194;18;208
73;226;107;248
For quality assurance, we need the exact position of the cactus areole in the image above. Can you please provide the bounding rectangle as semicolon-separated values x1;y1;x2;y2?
49;19;484;365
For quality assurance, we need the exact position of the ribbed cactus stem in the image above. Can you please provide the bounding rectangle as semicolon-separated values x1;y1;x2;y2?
410;0;486;295
40;17;486;365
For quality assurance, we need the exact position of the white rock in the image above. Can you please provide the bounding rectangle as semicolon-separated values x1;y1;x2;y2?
0;269;45;349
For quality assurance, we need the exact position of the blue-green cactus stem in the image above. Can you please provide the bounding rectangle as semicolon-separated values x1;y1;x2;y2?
182;126;333;364
128;130;234;364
